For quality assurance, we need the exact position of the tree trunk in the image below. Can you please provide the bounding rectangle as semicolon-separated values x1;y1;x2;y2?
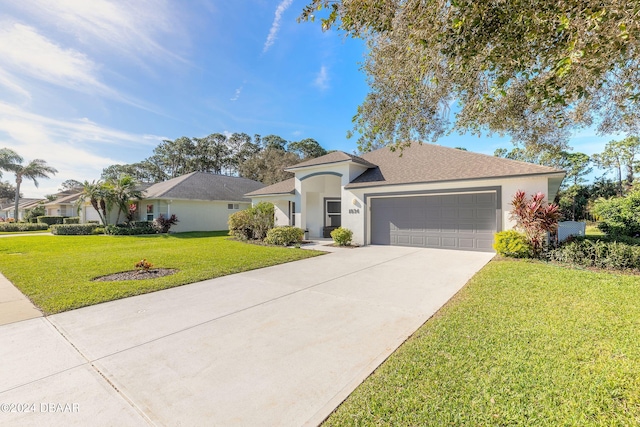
617;166;623;196
13;176;21;221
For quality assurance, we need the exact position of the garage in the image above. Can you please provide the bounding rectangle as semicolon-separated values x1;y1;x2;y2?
370;192;497;251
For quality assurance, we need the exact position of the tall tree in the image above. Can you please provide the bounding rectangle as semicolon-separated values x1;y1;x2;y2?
262;135;288;151
107;175;143;224
59;179;83;192
0;181;17;202
77;180;110;226
6;157;57;220
301;1;640;152
288;138;328;159
238;148;301;185
193;133;231;174
0;148;23;178
592;136;640;195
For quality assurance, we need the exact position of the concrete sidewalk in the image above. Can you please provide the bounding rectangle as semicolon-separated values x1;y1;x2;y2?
0;246;493;426
0;273;42;326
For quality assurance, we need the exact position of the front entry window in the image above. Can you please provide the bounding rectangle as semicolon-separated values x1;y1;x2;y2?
326;200;341;227
146;204;154;221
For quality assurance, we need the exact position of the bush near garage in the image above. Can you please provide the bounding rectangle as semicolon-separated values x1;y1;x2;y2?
331;227;353;246
50;224;98;235
0;223;49;232
493;230;532;258
264;226;305;246
37;216;65;226
228;202;275;241
547;237;640;270
63;217;80;224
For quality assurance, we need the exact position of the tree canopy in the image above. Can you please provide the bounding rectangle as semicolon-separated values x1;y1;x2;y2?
301;1;640;152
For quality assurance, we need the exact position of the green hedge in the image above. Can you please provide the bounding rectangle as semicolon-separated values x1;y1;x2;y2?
50;224;98;235
228;202;275;240
37;216;65;225
0;223;49;232
547;237;640;270
105;223;156;235
63;217;80;224
264;226;304;246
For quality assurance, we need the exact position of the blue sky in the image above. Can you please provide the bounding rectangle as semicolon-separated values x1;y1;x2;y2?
0;1;620;198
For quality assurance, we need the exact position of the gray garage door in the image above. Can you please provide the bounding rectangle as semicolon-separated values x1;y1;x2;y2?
370;193;497;252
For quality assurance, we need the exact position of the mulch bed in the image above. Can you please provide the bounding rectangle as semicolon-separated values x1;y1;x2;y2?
93;268;177;282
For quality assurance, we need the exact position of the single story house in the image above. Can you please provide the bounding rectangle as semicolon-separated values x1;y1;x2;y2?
0;198;44;221
43;190;84;217
128;172;264;232
247;143;566;252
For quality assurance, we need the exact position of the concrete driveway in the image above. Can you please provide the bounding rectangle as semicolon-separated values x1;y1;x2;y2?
0;246;493;426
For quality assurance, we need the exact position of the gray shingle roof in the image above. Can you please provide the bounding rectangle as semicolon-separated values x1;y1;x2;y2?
143;172;264;202
285;151;376;170
346;144;565;188
245;178;295;197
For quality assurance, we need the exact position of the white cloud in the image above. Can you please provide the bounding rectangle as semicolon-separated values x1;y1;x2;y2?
263;0;294;53
11;0;186;63
0;22;155;110
0;102;155;197
314;65;330;90
230;86;243;101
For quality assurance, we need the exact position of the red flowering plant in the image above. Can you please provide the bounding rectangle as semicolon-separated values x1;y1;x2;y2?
126;203;137;224
134;259;153;272
509;190;561;257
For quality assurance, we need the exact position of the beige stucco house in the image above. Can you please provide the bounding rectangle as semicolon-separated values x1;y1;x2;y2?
247;143;566;252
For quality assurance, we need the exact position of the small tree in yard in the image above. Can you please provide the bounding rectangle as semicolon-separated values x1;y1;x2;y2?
152;214;178;233
510;190;561;257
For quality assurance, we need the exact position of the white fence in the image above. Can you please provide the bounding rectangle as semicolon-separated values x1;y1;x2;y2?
557;221;586;242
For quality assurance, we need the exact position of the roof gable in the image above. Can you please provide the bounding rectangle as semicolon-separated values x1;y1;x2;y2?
143;172;264;202
285;151;375;170
245;178;295;197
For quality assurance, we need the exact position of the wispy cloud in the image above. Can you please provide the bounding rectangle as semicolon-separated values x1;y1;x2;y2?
314;65;330;90
0;102;157;196
11;0;187;64
230;86;243;101
263;0;294;53
0;22;157;111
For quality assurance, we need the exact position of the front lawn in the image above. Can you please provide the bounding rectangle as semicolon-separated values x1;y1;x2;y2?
324;259;640;426
0;231;321;314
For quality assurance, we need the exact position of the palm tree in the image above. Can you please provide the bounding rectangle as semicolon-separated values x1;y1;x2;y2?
0;148;23;178
108;175;144;224
12;158;58;220
77;180;110;226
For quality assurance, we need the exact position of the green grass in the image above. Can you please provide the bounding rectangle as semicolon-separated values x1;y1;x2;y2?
0;229;51;235
324;259;640;426
586;224;604;236
0;231;321;314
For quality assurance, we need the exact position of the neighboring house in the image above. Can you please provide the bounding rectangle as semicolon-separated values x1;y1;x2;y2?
247;143;566;252
0;198;44;221
134;172;264;232
43;190;83;217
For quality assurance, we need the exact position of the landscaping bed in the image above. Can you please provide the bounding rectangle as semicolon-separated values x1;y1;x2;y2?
323;258;640;426
0;231;322;314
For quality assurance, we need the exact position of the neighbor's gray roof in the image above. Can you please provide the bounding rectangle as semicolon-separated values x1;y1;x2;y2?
285;151;376;170
245;178;295;197
143;172;264;202
44;192;82;206
345;143;565;188
1;198;43;211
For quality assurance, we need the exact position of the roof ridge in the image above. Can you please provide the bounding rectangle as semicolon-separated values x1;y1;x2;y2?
148;171;197;198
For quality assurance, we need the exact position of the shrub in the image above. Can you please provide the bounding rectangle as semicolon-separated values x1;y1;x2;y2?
105;223;156;235
228;202;275;240
510;190;560;257
592;190;640;237
331;227;353;246
134;259;153;272
547;237;640;270
152;214;179;233
264;226;305;246
92;226;105;235
37;216;65;226
50;224;98;235
0;223;49;232
493;230;532;258
63;217;80;224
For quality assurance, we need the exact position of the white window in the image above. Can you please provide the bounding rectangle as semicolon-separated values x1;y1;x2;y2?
146;204;154;221
228;203;240;210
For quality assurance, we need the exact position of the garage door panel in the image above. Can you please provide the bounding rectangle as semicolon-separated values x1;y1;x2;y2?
371;193;497;252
